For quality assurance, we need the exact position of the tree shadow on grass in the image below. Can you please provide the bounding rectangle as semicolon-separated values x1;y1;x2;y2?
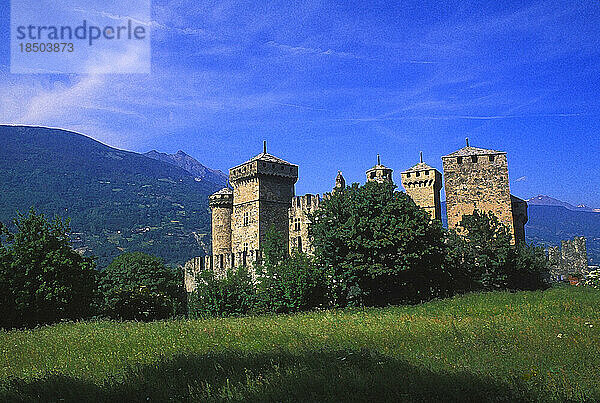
1;348;554;402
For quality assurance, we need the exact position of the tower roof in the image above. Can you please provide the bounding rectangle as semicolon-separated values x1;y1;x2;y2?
442;146;506;159
243;152;295;166
402;161;438;173
366;154;392;173
231;141;296;169
211;187;233;196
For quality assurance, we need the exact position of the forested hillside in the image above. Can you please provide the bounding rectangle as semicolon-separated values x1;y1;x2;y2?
0;125;220;268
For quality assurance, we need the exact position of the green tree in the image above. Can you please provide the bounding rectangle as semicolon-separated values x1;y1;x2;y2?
189;265;256;318
0;208;97;328
447;210;548;291
255;228;329;313
311;181;448;306
100;252;185;321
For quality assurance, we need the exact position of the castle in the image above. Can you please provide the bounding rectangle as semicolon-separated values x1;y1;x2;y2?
184;139;528;291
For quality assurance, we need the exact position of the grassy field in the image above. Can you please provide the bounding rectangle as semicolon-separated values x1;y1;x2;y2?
1;286;599;402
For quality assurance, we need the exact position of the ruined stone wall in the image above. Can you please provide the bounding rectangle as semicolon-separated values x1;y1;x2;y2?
289;194;321;254
400;169;442;220
561;237;588;274
443;153;515;241
547;237;589;281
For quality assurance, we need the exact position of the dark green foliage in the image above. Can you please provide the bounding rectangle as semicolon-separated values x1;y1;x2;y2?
188;266;256;318
447;210;549;291
255;229;329;313
311;181;448;306
100;252;185;321
0;208;97;328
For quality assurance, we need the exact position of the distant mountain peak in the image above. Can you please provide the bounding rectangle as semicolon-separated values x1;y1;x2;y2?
527;195;598;213
143;150;227;187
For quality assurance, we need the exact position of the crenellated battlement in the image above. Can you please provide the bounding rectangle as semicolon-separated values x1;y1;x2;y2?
290;194;321;212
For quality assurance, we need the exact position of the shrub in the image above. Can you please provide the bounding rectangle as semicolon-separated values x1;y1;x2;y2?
0;208;97;328
188;265;255;318
446;210;548;292
253;226;329;314
100;252;185;321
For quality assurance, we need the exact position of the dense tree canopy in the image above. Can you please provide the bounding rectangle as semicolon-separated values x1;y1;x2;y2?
310;181;448;306
0;208;97;328
100;252;185;321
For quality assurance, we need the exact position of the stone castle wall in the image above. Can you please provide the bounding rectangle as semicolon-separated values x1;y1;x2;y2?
289;194;321;254
443;152;517;242
185;142;535;294
400;168;442;220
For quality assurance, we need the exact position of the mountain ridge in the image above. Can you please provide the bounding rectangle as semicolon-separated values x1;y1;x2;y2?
0;125;219;268
144;150;228;188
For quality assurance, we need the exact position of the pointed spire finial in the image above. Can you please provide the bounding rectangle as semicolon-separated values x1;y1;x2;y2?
377;154;381;165
263;140;267;154
466;137;470;147
420;151;423;163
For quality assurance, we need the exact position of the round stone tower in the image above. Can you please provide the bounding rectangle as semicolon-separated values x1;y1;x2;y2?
366;154;393;184
209;187;233;257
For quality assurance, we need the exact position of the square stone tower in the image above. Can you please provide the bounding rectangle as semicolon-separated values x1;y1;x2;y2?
400;152;443;220
442;140;524;243
229;142;298;266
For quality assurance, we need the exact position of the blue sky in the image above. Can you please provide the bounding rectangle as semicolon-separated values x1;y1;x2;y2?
1;0;599;206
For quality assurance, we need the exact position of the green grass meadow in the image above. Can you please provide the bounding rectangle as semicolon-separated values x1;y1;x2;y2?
1;286;599;402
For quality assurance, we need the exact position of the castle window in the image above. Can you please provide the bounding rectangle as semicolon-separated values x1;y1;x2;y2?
457;157;463;164
243;211;249;226
489;155;495;162
297;236;303;253
471;156;478;163
425;170;429;175
416;172;420;177
294;218;301;232
370;172;376;179
406;173;411;178
219;254;224;269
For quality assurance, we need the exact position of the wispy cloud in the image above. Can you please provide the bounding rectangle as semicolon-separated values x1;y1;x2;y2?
266;41;358;58
515;176;527;182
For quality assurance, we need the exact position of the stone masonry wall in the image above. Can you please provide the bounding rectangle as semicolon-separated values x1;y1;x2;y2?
548;237;588;281
400;169;442;220
289;194;321;254
443;153;516;242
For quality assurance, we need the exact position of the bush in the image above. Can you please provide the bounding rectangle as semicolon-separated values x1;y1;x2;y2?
0;208;98;328
100;252;185;321
311;181;448;306
188;265;255;318
253;227;329;314
446;210;548;292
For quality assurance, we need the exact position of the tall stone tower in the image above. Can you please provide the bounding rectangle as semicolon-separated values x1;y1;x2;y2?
229;141;298;266
442;139;525;243
366;154;393;184
400;152;442;220
208;187;233;272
